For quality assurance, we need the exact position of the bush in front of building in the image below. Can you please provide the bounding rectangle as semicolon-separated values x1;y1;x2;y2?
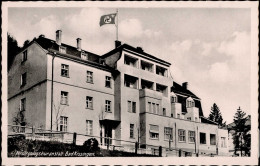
82;138;100;153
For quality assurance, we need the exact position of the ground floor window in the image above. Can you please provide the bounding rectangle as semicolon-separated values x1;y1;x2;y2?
149;125;159;139
188;131;195;143
200;132;206;144
221;137;226;147
59;116;68;132
86;120;93;135
210;134;216;145
130;124;134;138
178;129;186;142
164;127;173;141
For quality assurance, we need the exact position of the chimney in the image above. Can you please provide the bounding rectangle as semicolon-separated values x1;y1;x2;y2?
39;34;45;38
76;38;82;51
115;40;121;48
56;30;62;45
182;82;188;89
136;47;143;52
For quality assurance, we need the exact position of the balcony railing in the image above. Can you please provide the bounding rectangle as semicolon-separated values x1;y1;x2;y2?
139;88;162;99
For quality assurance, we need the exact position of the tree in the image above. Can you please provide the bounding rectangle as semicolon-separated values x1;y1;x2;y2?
23;39;31;48
12;108;27;133
7;33;21;70
231;107;251;156
208;103;225;127
53;103;66;131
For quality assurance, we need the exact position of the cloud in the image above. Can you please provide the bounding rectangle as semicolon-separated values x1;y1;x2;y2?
166;31;250;123
208;62;230;83
201;42;215;56
171;40;193;53
8;15;61;47
65;8;104;37
119;19;143;38
119;18;163;39
218;31;250;58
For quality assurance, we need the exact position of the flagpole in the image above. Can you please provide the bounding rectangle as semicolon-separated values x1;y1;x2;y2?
116;8;119;41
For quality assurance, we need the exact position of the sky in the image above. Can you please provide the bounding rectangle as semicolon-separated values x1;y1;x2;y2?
8;7;251;124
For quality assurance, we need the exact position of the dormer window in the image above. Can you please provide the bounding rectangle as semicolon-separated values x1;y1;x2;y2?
171;96;177;103
81;52;88;60
59;46;66;54
186;97;195;108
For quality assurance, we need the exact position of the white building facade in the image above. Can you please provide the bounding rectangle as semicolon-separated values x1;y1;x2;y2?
8;30;229;156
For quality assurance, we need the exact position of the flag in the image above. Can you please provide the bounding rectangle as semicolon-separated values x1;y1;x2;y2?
100;13;117;26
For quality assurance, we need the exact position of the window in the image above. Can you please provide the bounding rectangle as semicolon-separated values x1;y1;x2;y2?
221;137;226;148
164;127;173;141
105;76;111;88
156;104;159;114
152;103;155;114
141;79;154;90
156;84;167;96
124;54;138;67
148;102;151;113
128;101;136;113
86;71;93;83
20;73;27;86
61;64;69;77
210;134;216;145
195;117;198;122
86;96;93;109
59;116;68;132
124;74;138;89
81;52;88;60
188;131;195;143
187;117;191;121
22;50;27;62
132;102;136;113
163;108;166;116
61;91;68;105
186;99;195;108
59;46;66;53
86;120;93;135
141;60;153;72
200;132;206;144
171;113;173;117
20;98;26;111
149;125;159;139
156;65;167;77
105;100;111;112
178;129;186;142
130;124;134;138
128;101;131;112
171;96;177;103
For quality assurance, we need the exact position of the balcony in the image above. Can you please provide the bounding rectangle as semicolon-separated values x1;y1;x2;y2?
139;88;162;100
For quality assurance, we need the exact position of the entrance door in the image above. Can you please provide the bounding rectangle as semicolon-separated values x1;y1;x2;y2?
104;125;112;146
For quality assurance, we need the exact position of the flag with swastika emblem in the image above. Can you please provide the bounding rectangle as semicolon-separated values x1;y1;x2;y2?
100;13;117;26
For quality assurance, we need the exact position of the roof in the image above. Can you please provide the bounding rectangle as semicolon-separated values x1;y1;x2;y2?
200;117;218;125
171;81;200;99
102;43;171;66
35;36;101;64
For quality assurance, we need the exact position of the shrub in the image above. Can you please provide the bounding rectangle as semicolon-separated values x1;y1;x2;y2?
82;138;100;153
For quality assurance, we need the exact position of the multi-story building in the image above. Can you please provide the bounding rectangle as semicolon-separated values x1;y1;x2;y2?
8;30;229;156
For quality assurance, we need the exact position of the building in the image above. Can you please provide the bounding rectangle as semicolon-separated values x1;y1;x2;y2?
8;30;229;156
